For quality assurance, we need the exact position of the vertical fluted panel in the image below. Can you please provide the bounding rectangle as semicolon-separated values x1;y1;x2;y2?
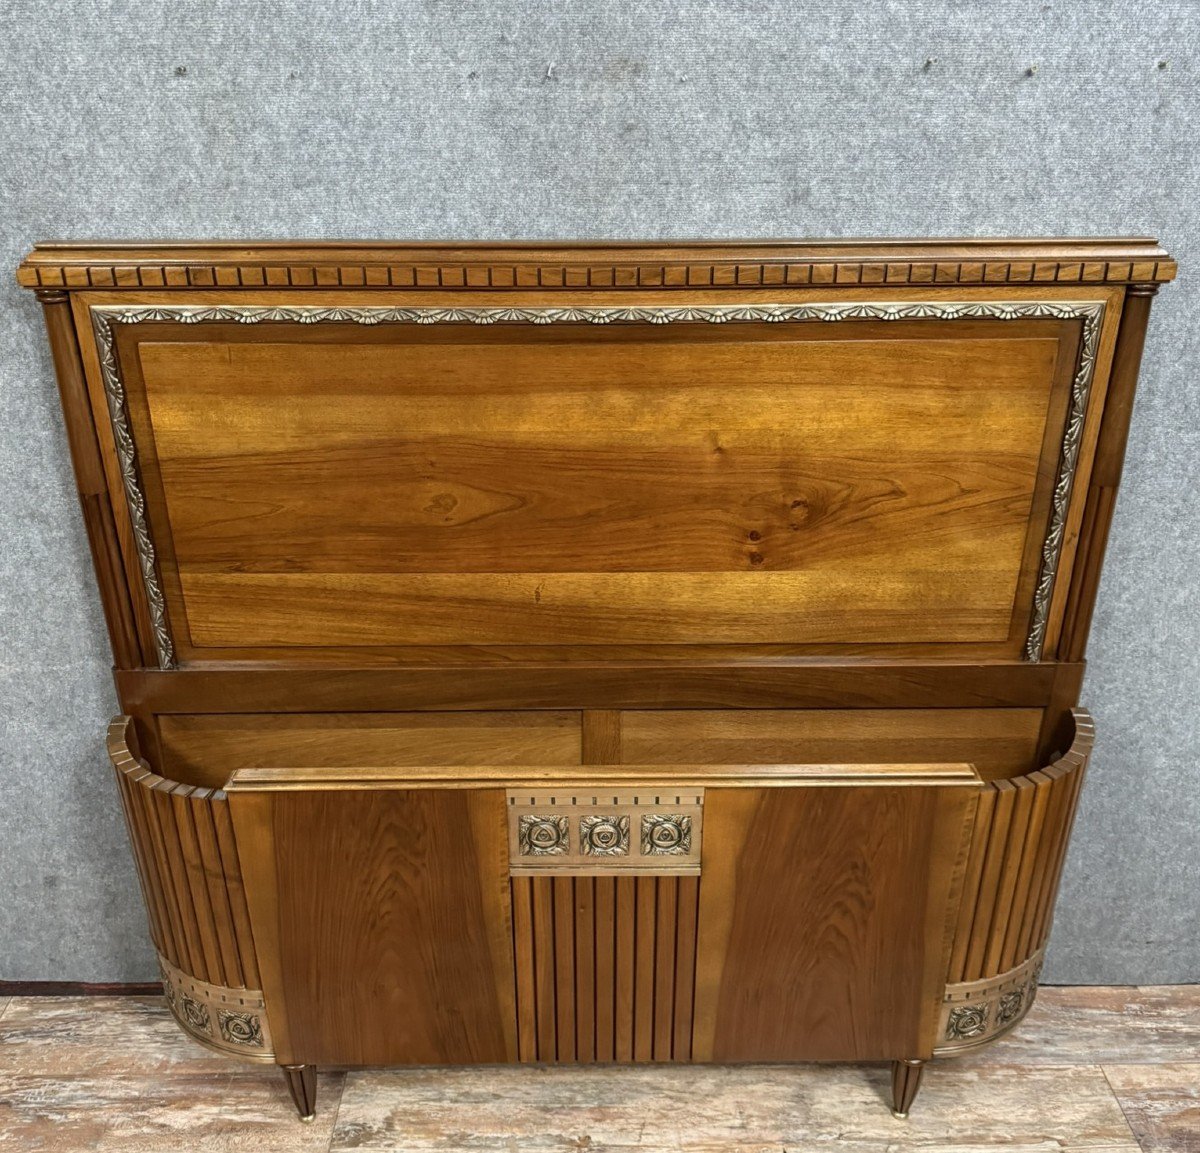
107;717;262;992
947;709;1094;985
512;874;699;1063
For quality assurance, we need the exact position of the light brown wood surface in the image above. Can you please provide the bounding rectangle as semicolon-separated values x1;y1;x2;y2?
693;780;977;1061
228;785;516;1067
121;318;1073;656
158;711;583;788
618;707;1043;781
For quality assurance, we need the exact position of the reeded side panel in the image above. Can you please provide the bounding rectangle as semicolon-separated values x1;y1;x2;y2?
106;716;271;1061
937;708;1095;1053
511;875;699;1063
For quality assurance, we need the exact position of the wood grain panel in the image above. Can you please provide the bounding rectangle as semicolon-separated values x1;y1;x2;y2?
125;320;1071;655
158;711;582;788
695;780;978;1062
151;440;1043;575
118;661;1068;714
512;875;699;1063
178;568;1022;647
229;785;516;1066
138;333;1057;445
945;708;1094;984
620;708;1043;781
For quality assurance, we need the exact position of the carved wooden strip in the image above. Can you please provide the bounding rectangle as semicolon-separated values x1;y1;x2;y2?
170;787;226;986
963;780;1016;982
191;795;245;988
1015;762;1073;962
211;801;260;990
673;875;699;1062
16;253;1179;291
654;877;678;1061
1000;770;1053;973
111;761;169;957
574;877;596;1061
151;779;209;983
594;877;616;1062
614;877;636;1061
948;787;995;983
1032;745;1090;950
553;877;576;1062
532;878;556;1060
510;876;537;1062
130;768;189;974
143;779;199;977
634;877;657;1061
983;777;1037;976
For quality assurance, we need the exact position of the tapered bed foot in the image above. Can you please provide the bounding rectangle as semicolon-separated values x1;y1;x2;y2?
890;1058;925;1118
282;1064;317;1121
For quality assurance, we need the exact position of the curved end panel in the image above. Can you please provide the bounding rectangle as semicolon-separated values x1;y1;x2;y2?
936;708;1093;1056
107;715;273;1063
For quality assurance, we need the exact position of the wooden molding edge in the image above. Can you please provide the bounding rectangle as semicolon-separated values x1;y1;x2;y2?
16;238;1176;291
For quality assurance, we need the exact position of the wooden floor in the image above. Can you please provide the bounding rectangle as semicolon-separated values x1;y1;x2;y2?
0;987;1196;1152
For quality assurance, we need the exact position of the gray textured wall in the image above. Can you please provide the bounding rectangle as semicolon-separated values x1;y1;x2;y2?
1;1;1197;983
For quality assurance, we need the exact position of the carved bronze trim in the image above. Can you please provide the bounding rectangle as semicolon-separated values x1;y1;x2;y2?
90;310;175;667
580;814;631;857
507;789;703;874
158;954;275;1063
518;814;570;857
934;947;1045;1056
641;813;693;856
89;300;1105;666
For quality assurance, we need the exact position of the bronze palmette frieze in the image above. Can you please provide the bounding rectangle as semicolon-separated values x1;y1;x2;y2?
158;954;275;1063
89;300;1104;667
508;788;703;874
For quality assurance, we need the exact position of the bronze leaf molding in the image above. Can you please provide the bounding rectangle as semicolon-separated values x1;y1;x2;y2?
90;300;1106;669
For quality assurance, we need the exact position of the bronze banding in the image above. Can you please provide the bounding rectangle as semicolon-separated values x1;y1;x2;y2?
935;948;1046;1055
158;954;275;1062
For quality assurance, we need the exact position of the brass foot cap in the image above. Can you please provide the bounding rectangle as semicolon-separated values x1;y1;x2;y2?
299;1115;315;1124
891;1110;908;1120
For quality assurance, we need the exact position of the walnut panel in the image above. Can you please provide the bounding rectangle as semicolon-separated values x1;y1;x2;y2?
695;779;978;1062
228;784;517;1066
620;708;1044;782
111;309;1082;658
158;711;583;788
511;875;699;1063
178;568;1023;647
